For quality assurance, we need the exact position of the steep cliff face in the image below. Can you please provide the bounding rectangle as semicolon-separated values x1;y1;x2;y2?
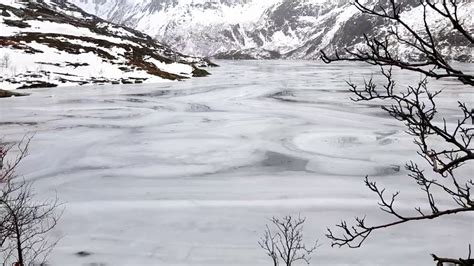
70;0;473;61
290;0;473;61
0;0;214;90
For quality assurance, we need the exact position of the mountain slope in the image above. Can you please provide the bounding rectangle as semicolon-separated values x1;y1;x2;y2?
0;0;214;90
288;0;473;61
70;0;473;61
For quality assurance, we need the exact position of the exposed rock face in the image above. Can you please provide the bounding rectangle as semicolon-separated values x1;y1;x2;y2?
0;0;214;90
0;88;28;98
69;0;473;61
214;48;281;60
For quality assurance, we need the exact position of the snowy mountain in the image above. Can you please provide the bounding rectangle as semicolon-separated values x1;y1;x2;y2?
69;0;473;61
0;0;215;91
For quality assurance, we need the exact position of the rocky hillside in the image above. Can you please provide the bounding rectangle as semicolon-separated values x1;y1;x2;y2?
0;0;214;91
70;0;473;61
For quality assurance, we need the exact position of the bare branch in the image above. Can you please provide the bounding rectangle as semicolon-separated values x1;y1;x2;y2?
321;1;473;262
321;0;474;85
259;215;318;266
1;139;62;265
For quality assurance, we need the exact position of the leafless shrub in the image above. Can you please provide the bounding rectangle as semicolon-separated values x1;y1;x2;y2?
259;216;318;266
0;138;61;266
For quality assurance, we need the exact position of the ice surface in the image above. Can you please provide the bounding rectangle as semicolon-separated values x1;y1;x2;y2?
0;61;473;265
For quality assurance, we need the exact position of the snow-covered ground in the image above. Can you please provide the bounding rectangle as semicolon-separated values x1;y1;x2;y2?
0;61;472;265
0;0;211;90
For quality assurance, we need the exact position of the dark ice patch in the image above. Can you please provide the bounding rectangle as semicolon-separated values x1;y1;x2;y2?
144;90;170;97
268;90;308;103
187;103;211;112
262;151;308;171
75;251;92;257
127;90;171;97
270;90;295;98
0;121;37;126
374;165;400;176
125;98;148;103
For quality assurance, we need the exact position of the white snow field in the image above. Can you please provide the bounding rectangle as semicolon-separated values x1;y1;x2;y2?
0;61;473;265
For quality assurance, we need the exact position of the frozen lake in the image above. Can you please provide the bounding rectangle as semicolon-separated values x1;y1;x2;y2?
0;60;473;265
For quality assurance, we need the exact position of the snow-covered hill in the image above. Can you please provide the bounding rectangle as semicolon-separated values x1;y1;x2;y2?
70;0;473;61
0;0;215;91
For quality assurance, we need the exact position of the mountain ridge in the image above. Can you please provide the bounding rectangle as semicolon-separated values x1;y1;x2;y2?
70;0;473;61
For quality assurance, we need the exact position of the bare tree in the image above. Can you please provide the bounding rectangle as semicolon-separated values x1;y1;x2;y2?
259;216;318;266
0;139;61;266
321;0;473;264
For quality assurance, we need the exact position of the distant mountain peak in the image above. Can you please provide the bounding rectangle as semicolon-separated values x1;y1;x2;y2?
69;0;473;61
